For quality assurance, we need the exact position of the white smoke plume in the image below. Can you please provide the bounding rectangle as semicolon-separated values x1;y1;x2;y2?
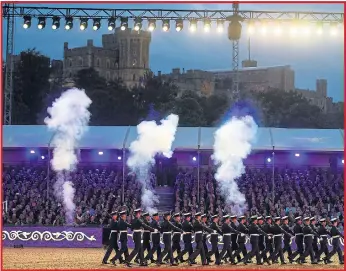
212;115;258;215
45;88;92;224
127;114;179;213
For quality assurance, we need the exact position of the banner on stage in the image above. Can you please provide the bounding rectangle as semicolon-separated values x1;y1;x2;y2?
2;226;103;248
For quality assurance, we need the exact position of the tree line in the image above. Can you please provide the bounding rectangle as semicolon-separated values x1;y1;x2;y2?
7;49;343;129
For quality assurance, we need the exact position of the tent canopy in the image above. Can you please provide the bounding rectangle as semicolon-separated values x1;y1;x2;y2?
3;125;344;152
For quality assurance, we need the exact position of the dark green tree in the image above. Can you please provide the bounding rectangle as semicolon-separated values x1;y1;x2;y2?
12;49;51;124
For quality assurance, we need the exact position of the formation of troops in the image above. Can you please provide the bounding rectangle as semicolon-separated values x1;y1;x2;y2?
102;209;344;267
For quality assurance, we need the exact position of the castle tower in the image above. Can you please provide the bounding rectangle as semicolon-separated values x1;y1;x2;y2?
103;27;151;88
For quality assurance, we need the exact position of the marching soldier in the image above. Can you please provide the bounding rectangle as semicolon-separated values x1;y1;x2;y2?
269;217;287;265
157;212;182;266
326;218;344;265
230;215;241;263
261;216;273;262
236;215;249;261
310;217;320;260
188;212;208;266
126;209;156;267
112;210;131;266
145;212;161;263
201;214;214;263
102;211;120;265
300;217;318;264
257;216;270;264
177;213;195;264
316;218;332;264
207;214;222;265
135;212;151;264
281;216;294;263
290;216;305;263
164;213;182;263
243;215;268;265
219;214;238;265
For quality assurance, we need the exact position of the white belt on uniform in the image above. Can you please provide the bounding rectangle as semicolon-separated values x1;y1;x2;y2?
295;233;303;236
250;234;260;237
133;229;143;232
224;233;232;236
195;231;203;234
109;230;117;240
274;234;283;237
183;232;192;234
320;235;328;238
332;235;340;239
163;231;172;234
143;230;150;233
304;234;314;237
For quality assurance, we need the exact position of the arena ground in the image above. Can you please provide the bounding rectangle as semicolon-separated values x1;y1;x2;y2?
3;248;344;269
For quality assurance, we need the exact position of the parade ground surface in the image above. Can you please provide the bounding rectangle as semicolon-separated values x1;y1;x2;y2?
3;248;344;269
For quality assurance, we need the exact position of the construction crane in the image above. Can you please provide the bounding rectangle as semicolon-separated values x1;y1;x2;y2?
2;4;344;124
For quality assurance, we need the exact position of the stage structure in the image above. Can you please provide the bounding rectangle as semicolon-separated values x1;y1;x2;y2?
2;4;344;124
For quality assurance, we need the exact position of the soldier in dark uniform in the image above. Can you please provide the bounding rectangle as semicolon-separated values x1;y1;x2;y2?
177;213;194;263
188;212;209;266
261;216;273;263
243;215;268;265
236;215;249;261
135;212;151;264
201;214;213;263
257;216;270;264
145;212;161;263
126;209;156;267
207;214;222;265
299;217;318;264
219;215;238;265
281;216;294;263
326;218;344;264
230;215;241;263
316;218;332;264
112;210;131;266
269;217;288;264
102;211;120;264
157;212;182;266
309;217;320;261
164;213;182;263
290;216;305;263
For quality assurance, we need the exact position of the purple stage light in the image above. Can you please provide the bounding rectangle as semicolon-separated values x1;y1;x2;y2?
267;158;271;162
192;157;197;161
41;156;45;160
30;150;35;154
295;153;300;157
98;151;103;156
118;156;122;160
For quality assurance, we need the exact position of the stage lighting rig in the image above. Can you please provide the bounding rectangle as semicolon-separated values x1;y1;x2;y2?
22;15;31;29
148;19;156;31
216;20;224;33
37;17;46;30
93;18;101;30
52;16;60;30
203;19;211;32
120;17;128;30
189;20;197;32
175;19;183;32
108;17;115;30
65;17;73;30
80;18;88;31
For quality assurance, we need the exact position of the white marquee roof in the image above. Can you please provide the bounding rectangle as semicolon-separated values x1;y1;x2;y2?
3;125;344;152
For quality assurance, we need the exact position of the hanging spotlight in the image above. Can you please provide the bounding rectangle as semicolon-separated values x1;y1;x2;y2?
80;18;88;31
37;17;46;30
289;20;299;36
52;16;60;30
65;17;73;30
330;22;338;36
216;20;224;33
247;20;255;35
175;19;183;32
162;20;170;32
189;19;197;32
92;18;101;31
203;19;211;32
134;18;143;31
148;19;156;31
108;17;116;31
301;22;311;36
273;22;282;36
23;16;31;29
259;21;267;35
120;17;128;31
316;22;323;35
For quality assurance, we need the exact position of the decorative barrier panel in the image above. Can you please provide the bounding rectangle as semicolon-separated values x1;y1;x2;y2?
2;226;102;248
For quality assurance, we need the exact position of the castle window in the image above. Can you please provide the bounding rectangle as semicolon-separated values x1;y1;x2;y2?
133;59;137;66
133;74;136;81
133;50;137;57
69;59;72;67
96;58;100;67
115;62;119;69
78;58;83;67
106;60;110;69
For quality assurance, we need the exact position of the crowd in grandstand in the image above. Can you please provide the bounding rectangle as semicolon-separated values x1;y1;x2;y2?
2;165;344;231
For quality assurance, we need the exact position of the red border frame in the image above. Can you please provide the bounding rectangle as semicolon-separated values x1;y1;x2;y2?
0;1;345;271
